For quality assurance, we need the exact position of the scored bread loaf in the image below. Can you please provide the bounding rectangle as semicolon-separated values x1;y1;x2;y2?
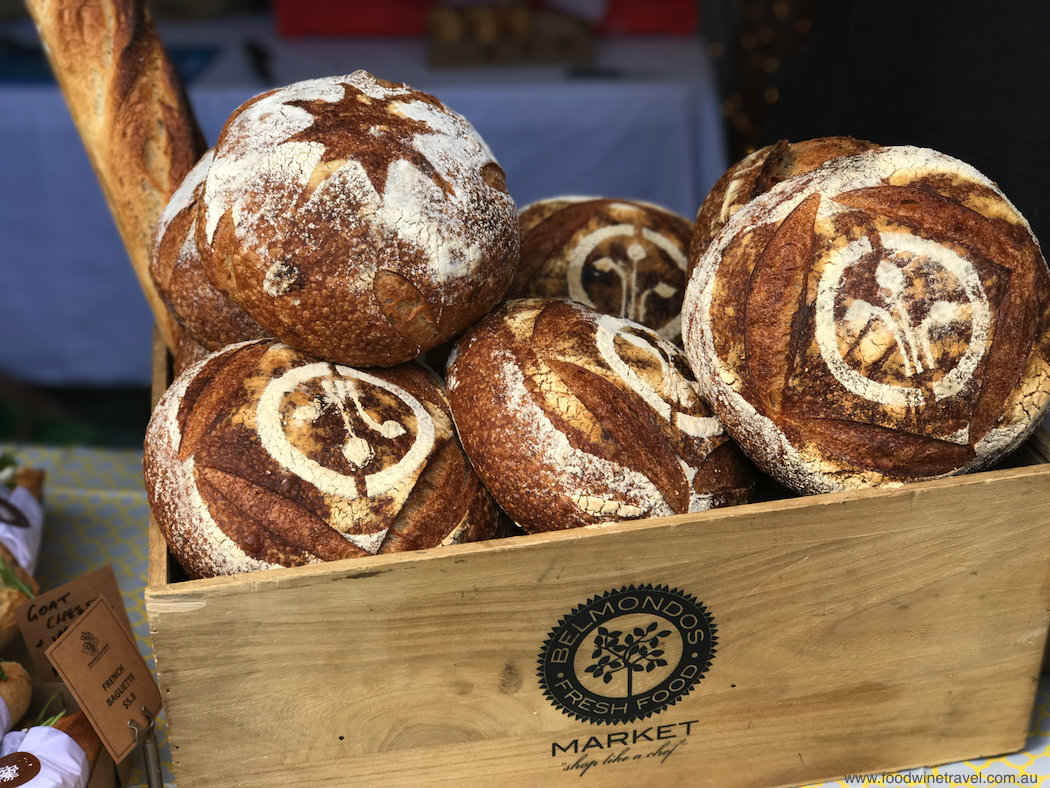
149;149;270;352
509;197;694;344
172;331;213;379
683;145;1050;493
195;71;520;367
144;340;505;578
446;298;754;533
690;136;878;273
25;0;208;351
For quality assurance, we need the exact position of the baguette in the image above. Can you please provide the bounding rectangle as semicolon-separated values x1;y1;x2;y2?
24;0;208;352
53;711;102;771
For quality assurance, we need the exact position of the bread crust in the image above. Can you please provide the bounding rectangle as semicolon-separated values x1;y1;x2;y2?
0;662;32;728
144;340;503;578
194;71;519;367
149;150;270;351
690;136;878;275
682;145;1050;493
25;0;208;351
54;711;102;771
446;298;754;533
510;198;694;345
0;544;39;651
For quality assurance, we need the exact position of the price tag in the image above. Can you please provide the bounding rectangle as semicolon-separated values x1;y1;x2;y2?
45;596;162;764
15;566;133;681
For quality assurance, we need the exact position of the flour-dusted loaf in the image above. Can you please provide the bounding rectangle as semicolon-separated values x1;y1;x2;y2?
509;197;693;344
195;71;520;368
149;150;270;352
683;145;1050;493
690;137;878;273
446;298;754;533
25;0;208;351
144;340;504;578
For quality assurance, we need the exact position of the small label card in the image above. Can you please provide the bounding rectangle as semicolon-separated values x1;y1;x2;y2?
45;596;162;763
15;565;133;681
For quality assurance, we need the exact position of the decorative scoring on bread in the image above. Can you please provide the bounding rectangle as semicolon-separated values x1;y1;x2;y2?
511;198;693;343
447;299;753;531
683;145;1050;492
195;70;517;366
201;71;502;273
145;340;499;577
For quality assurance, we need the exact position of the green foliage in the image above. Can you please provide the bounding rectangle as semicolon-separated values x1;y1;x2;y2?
0;556;34;599
35;693;66;727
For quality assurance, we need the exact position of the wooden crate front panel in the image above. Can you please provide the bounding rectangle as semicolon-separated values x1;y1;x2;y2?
146;462;1050;788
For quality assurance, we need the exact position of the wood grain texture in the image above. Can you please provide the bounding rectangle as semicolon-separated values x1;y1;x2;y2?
24;0;207;351
147;440;1050;787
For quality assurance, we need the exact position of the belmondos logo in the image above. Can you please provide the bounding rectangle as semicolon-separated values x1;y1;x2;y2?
538;584;715;725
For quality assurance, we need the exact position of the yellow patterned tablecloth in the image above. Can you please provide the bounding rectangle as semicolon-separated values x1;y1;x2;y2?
2;442;1049;788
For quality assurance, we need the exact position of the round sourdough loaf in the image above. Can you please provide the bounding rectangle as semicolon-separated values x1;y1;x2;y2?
690;136;878;273
172;330;212;379
195;71;519;367
682;145;1050;493
144;340;504;578
445;298;754;533
149;150;270;351
509;198;694;343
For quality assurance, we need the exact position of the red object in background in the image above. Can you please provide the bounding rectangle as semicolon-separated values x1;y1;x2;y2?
274;0;435;38
273;0;698;39
598;0;697;36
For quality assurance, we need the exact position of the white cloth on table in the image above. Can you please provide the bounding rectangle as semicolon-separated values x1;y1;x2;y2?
0;14;727;387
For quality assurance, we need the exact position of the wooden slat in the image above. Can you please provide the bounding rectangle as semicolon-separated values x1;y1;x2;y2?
146;461;1050;787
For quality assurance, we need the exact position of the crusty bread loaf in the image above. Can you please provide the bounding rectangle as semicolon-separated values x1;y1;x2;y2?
54;711;102;771
194;71;519;368
25;0;208;352
149;149;270;352
509;197;694;344
446;298;754;533
144;340;505;578
682;145;1050;493
26;0;207;352
690;136;878;274
172;330;213;379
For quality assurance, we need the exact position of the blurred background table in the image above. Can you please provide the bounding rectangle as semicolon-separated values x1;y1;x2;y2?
0;12;726;389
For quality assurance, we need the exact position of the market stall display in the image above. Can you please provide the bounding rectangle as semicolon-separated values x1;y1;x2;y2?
14;0;1050;786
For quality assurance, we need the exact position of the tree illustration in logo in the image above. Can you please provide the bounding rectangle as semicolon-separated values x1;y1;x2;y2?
585;620;671;698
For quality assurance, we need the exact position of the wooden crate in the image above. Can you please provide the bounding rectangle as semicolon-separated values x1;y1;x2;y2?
145;332;1050;788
